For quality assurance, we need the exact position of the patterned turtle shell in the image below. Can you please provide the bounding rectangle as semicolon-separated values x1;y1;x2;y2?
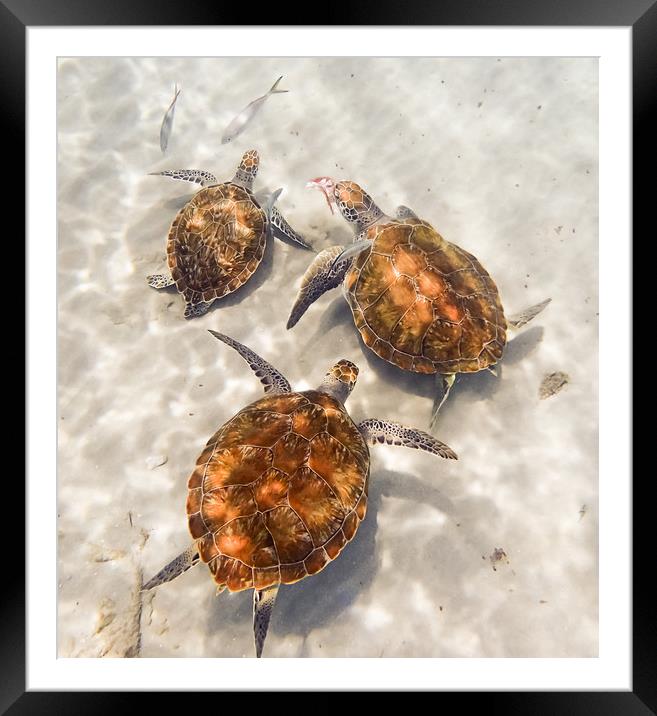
186;389;369;593
166;156;266;307
343;219;508;374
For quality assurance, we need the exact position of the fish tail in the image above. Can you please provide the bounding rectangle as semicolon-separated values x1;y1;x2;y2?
268;75;289;94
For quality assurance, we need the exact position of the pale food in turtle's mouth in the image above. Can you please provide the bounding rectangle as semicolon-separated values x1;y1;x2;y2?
306;176;337;214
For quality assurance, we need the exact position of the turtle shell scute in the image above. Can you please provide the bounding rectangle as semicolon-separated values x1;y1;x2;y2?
188;390;369;592
166;183;267;306
345;220;508;374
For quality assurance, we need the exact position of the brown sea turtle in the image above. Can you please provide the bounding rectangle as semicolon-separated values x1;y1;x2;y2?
288;179;550;424
142;330;457;657
147;150;312;318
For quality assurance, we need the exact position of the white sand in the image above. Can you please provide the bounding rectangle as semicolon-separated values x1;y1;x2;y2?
57;56;598;658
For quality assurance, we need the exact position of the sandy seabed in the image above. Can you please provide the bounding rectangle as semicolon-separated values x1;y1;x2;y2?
57;56;598;658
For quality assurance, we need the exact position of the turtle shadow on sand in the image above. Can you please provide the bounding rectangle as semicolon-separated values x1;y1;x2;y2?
300;315;437;404
501;326;544;366
297;303;546;421
297;296;353;346
293;297;433;402
125;196;182;262
204;469;456;655
161;194;193;213
433;326;545;425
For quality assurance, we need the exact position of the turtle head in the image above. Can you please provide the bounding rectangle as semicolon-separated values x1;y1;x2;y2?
319;359;359;403
333;181;384;234
232;149;260;189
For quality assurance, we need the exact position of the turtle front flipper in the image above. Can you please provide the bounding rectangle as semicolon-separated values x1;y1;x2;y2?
148;169;217;187
286;246;356;329
141;545;199;591
146;273;175;289
507;298;551;330
208;330;292;394
329;239;373;271
395;205;418;220
260;188;313;250
358;418;457;460
253;585;279;658
270;206;313;250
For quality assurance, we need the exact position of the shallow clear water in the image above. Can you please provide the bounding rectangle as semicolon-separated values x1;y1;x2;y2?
57;56;598;658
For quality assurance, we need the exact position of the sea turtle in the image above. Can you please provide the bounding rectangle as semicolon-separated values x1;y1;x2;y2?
147;149;312;318
288;179;550;424
142;330;457;657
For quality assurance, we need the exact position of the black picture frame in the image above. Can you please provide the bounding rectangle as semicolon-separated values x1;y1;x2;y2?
10;0;643;711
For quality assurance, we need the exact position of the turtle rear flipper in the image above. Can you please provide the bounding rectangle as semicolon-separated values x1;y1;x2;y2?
508;298;551;329
253;586;279;658
430;374;456;429
184;301;210;319
147;273;175;289
142;545;199;591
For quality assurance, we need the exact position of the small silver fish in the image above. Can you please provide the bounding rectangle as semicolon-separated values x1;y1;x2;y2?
160;83;181;154
221;76;288;145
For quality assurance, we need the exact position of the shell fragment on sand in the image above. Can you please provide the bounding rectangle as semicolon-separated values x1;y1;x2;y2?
538;371;570;399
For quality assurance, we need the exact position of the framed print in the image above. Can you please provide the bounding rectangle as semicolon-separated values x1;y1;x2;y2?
11;0;644;711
